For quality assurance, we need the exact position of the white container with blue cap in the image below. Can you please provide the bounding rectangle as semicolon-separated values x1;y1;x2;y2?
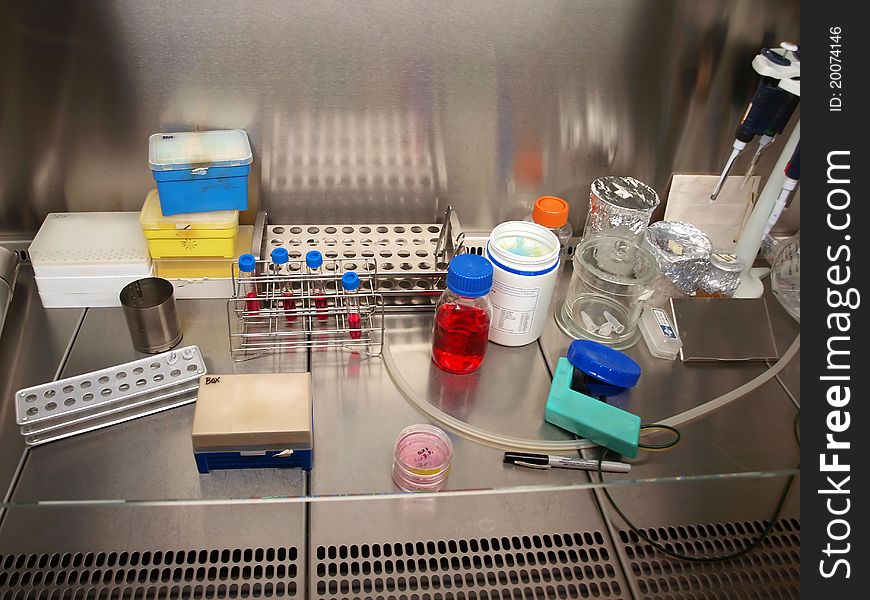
148;130;253;216
485;221;560;347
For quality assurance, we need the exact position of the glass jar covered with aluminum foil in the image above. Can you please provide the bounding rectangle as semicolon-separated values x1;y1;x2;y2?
698;251;744;298
642;221;712;304
582;176;660;242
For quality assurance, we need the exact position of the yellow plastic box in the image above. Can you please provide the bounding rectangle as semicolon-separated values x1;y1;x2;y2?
140;189;238;258
154;226;253;299
155;226;253;280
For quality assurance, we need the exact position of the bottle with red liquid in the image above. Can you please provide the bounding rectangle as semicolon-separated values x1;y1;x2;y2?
341;271;363;340
238;253;260;314
432;254;493;374
306;250;329;321
270;247;297;322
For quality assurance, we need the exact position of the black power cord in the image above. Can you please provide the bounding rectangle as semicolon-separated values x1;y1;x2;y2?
596;423;797;564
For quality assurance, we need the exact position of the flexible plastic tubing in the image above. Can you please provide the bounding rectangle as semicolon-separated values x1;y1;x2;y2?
382;333;800;452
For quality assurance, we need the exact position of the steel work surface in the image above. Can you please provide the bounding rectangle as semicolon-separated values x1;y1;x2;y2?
0;267;800;598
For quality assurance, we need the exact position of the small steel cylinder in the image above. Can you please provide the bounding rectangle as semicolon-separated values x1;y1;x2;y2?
120;277;182;353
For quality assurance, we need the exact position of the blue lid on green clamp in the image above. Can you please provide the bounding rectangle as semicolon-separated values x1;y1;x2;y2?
566;340;641;389
271;247;289;265
238;254;257;273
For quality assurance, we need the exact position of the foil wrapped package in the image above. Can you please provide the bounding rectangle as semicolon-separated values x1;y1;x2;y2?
643;221;712;295
700;251;744;297
583;176;660;241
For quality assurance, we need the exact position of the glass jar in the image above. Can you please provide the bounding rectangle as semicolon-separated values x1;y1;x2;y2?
582;176;660;241
556;235;658;350
770;232;799;322
432;254;494;374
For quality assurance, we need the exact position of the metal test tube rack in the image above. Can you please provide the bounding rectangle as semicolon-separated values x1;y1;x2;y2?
227;257;385;361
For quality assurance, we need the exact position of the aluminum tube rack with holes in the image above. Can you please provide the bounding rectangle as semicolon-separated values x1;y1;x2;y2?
15;346;206;446
262;207;464;310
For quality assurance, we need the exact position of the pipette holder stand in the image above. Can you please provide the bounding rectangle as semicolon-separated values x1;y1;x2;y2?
734;44;800;297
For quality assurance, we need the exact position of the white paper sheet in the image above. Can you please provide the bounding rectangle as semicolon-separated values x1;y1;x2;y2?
664;174;760;251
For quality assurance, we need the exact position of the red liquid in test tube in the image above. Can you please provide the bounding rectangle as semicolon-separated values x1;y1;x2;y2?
245;291;261;314
305;250;330;323
239;254;260;315
348;311;362;339
283;291;297;322
342;271;363;340
314;295;329;321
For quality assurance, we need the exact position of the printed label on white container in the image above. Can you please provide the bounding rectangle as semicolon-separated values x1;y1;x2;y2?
490;281;540;335
652;308;677;340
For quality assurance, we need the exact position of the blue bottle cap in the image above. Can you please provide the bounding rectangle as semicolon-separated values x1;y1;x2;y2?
271;247;289;265
306;250;323;269
238;253;257;273
566;340;641;389
446;254;493;298
341;271;361;291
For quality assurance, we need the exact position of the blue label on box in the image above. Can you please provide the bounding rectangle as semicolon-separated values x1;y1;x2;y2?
652;308;677;340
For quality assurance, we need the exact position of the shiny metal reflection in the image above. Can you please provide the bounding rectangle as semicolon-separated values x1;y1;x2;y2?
0;247;20;338
0;1;800;235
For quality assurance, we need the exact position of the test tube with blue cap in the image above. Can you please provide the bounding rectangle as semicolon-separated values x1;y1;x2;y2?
306;250;328;321
270;247;297;321
238;253;260;314
342;271;362;339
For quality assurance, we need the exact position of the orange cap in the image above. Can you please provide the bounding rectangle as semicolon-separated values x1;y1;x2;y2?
532;196;569;228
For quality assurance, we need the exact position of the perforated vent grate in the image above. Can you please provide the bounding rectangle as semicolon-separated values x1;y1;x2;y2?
314;531;624;598
618;518;800;599
0;546;299;599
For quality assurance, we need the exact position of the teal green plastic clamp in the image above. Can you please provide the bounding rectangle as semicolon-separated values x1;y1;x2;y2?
544;357;641;458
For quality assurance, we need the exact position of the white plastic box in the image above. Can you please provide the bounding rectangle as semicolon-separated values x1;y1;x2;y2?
639;305;682;360
29;212;153;308
29;212;152;278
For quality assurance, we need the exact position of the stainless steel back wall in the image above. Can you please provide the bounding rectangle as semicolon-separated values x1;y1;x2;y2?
0;0;799;234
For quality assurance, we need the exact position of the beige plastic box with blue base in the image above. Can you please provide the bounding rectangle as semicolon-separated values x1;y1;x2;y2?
544;356;641;458
191;373;313;473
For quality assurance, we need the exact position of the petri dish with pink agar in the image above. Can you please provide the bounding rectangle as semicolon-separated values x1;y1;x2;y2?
392;424;453;492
